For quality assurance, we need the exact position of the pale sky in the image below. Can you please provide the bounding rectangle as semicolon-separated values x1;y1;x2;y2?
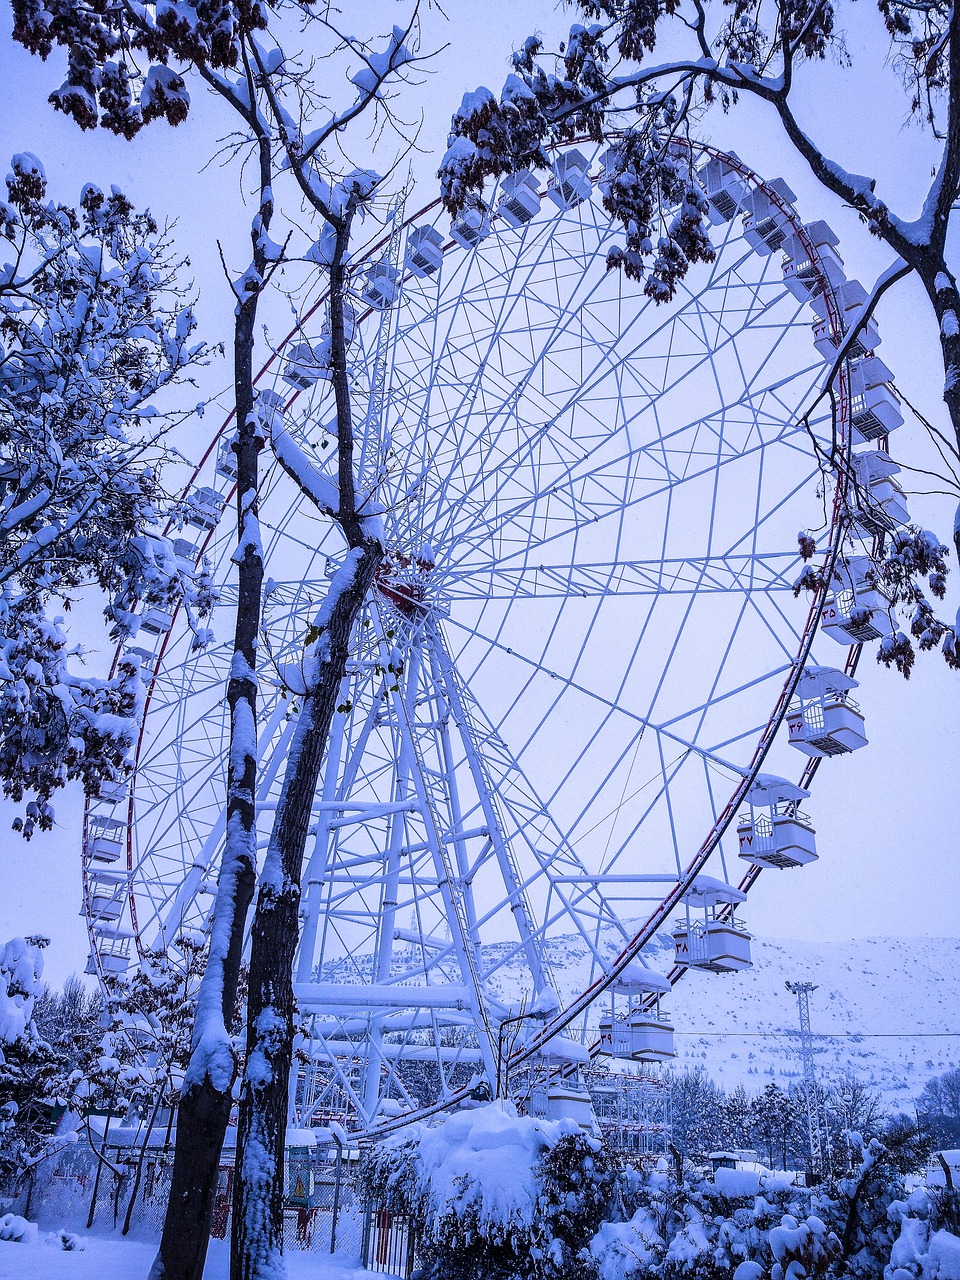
0;0;957;987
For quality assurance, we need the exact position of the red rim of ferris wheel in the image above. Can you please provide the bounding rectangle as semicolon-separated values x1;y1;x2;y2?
82;140;863;1129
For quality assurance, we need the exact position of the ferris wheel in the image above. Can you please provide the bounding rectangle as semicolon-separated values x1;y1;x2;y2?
81;140;906;1133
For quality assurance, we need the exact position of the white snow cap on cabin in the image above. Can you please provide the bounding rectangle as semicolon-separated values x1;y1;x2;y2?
612;961;672;994
683;875;747;906
748;773;810;804
540;1034;591;1065
797;666;859;692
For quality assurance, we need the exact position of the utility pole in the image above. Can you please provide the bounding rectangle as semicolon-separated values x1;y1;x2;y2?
785;980;831;1180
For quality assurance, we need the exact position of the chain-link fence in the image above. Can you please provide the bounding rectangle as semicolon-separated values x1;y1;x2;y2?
24;1138;363;1260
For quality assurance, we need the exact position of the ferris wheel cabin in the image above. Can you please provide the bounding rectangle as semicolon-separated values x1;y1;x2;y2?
673;877;752;972
740;178;797;254
697;153;749;224
496;171;542;227
811;280;882;359
781;222;845;300
820;554;896;644
850;450;911;536
597;963;676;1063
787;666;868;758
546;148;592;210
737;774;817;870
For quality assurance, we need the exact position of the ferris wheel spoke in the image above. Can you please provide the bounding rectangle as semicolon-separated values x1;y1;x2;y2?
417;239;818;558
443;550;803;599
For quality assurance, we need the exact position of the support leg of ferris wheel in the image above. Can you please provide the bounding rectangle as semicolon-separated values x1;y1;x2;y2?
153;697;297;952
296;673;352;985
426;625;559;1010
362;641;424;1116
371;608;498;1087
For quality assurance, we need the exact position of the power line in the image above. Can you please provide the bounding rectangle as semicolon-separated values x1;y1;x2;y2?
674;1029;960;1039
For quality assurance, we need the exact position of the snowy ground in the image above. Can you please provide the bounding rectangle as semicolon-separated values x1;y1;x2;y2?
0;1236;377;1280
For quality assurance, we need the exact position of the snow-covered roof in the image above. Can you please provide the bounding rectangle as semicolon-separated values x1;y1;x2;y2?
683;875;747;906
612;962;672;994
797;665;859;692
748;774;810;804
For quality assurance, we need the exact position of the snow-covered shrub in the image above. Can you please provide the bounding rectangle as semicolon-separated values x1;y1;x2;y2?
0;937;61;1193
589;1158;833;1280
362;1100;617;1280
0;1211;37;1242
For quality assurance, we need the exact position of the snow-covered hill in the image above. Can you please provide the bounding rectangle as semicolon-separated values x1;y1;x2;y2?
660;933;960;1109
473;930;960;1108
321;932;960;1110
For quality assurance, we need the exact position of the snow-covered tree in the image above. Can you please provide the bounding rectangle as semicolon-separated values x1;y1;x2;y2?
437;0;960;676
8;6;433;1277
0;936;65;1196
750;1083;803;1172
918;1065;960;1149
668;1068;729;1164
363;1101;618;1280
0;155;209;836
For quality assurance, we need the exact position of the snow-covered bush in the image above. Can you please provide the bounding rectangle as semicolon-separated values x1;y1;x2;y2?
0;936;61;1193
362;1101;618;1280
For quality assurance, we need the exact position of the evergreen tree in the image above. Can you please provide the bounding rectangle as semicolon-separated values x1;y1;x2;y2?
918;1065;960;1149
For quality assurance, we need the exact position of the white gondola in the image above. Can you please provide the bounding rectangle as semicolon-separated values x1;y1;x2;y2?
86;930;133;976
257;386;286;426
88;816;124;864
361;262;401;310
847;356;903;441
737;774;817;869
497;171;541;227
215;440;239;480
546;1080;595;1127
741;178;797;254
537;1036;595;1126
673;877;751;971
698;152;749;224
598;1010;676;1062
88;875;126;922
450;203;491;250
598;962;676;1061
597;147;620;200
781;222;845;299
282;341;326;389
172;538;199;572
787;666;868;758
94;778;128;805
820;554;895;644
186;486;227;530
811;280;881;359
139;607;174;636
85;949;131;977
850;450;910;535
546;148;591;210
124;645;159;675
405;225;444;277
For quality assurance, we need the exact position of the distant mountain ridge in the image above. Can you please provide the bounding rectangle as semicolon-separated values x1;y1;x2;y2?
320;933;960;1109
641;933;960;1108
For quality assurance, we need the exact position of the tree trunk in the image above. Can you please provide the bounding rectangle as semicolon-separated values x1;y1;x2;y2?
152;188;267;1278
916;256;960;561
231;540;381;1280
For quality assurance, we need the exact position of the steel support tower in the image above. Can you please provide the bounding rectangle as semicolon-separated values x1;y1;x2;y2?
785;980;831;1178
